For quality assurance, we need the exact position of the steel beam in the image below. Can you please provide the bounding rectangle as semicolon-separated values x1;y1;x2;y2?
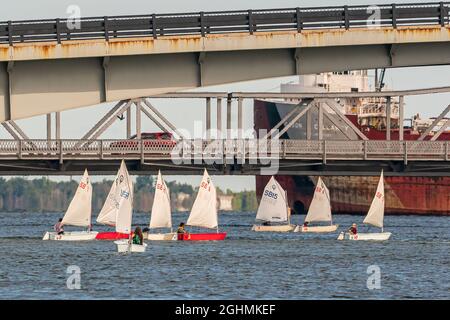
399;95;404;141
8;121;30;140
139;102;170;133
430;119;450;141
386;96;391;141
206;97;211;139
272;102;314;140
79;100;125;141
142;99;186;139
217;98;222;138
46;114;52;141
324;99;369;141
135;101;141;139
418;104;450;141
318;103;323;141
237;98;243;139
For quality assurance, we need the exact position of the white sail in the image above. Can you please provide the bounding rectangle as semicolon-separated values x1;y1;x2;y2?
96;160;133;230
363;171;385;228
61;169;92;227
304;177;332;223
149;171;172;229
255;176;288;223
115;161;134;234
187;169;218;229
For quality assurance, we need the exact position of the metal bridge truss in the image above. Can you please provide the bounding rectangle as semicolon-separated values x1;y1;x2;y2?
1;89;450;176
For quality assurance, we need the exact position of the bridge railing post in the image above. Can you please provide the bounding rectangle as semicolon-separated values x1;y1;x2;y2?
404;141;408;165
152;14;157;39
100;140;104;160
392;4;397;29
56;18;61;44
439;2;446;27
8;21;13;46
104;17;109;41
59;139;63;164
296;7;303;32
343;6;349;30
140;139;144;164
18;140;22;160
248;9;254;35
200;12;205;37
445;141;449;161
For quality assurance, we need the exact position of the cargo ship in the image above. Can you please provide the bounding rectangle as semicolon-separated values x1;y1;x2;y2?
254;71;450;216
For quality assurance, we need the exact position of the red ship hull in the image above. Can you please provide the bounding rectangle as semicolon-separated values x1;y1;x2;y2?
95;232;131;240
254;99;450;216
177;233;227;241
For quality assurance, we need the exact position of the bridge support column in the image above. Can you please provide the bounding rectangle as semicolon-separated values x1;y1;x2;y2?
386;97;391;141
126;106;131;139
227;95;232;139
46;114;52;141
135;101;141;139
237;98;243;139
206;98;211;139
217;98;222;139
399;96;404;141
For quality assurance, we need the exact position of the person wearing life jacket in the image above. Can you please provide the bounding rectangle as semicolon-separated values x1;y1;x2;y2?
348;223;358;235
54;218;64;235
177;222;187;234
132;226;143;245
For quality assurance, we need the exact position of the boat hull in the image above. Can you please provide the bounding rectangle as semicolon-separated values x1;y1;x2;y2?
251;224;295;232
177;233;227;241
293;225;339;233
95;232;131;240
42;231;98;241
114;240;148;253
337;232;392;241
147;232;177;241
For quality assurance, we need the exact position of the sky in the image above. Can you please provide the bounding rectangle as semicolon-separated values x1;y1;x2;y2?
1;0;450;191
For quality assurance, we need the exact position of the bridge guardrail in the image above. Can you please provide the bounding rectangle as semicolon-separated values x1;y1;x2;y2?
0;2;448;45
0;139;449;163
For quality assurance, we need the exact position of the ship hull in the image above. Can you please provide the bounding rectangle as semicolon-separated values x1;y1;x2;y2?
254;99;450;216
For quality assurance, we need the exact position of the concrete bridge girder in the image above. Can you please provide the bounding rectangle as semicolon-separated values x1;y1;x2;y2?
1;27;450;122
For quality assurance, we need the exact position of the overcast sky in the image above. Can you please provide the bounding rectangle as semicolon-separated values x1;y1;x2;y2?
1;0;450;191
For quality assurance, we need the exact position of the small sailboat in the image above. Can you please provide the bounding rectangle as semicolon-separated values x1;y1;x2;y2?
146;171;177;241
251;176;295;232
178;169;227;241
95;160;133;240
338;171;392;241
293;177;338;233
43;169;97;241
113;161;147;252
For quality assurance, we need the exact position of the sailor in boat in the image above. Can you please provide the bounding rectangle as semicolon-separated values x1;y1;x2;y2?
177;222;187;234
303;221;309;227
54;218;64;235
348;223;358;235
132;227;144;245
262;221;271;226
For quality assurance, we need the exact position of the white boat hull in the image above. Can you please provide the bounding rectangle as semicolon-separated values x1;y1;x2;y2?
42;231;98;241
293;224;339;233
114;240;148;253
337;232;392;241
146;232;177;241
251;224;295;232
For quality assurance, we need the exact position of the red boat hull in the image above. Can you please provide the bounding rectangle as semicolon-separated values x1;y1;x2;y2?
95;232;131;240
177;233;227;241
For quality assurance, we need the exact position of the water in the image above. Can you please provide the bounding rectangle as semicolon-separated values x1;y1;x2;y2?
0;212;448;299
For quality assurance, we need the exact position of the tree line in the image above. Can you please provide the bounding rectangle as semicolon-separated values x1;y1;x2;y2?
0;176;257;213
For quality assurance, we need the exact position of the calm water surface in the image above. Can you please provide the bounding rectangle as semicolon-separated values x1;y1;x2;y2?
0;212;448;299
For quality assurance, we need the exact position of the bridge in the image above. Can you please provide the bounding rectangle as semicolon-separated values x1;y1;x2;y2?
1;87;450;176
0;138;448;176
0;2;450;122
